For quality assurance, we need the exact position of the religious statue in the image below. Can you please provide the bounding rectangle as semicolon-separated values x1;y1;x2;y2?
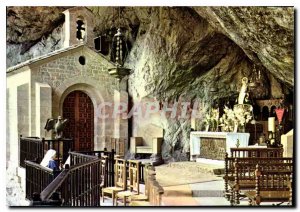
79;24;86;41
238;77;249;104
44;116;68;139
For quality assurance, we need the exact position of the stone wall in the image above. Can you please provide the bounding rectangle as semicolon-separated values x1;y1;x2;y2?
6;69;31;168
31;46;126;150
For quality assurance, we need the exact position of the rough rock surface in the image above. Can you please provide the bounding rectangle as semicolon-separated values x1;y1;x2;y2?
6;6;294;161
6;167;30;206
194;7;294;87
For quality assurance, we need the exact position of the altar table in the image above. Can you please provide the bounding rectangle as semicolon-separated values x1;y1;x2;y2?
190;131;250;161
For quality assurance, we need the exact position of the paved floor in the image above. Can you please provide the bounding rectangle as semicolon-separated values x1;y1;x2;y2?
99;172;292;207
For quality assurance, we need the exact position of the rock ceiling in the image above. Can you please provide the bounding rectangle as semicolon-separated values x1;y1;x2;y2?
6;6;294;99
6;6;294;160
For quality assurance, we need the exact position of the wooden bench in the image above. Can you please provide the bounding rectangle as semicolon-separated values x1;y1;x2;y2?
229;159;292;205
224;147;284;200
244;165;293;206
230;147;283;158
130;137;163;155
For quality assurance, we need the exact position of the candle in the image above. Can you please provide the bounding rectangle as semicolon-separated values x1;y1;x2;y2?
268;117;275;132
191;118;196;130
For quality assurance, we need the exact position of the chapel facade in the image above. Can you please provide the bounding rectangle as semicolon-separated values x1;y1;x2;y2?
6;7;128;172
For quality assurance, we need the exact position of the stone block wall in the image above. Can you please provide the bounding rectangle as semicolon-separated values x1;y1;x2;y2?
35;83;52;137
7;70;31;168
32;46;127;151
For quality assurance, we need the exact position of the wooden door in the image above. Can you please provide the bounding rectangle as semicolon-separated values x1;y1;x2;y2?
63;90;94;151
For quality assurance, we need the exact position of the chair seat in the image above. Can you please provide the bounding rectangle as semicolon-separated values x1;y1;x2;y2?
136;146;152;149
129;201;151;206
136;146;153;154
228;180;256;189
103;187;124;193
130;194;148;201
116;190;137;198
245;190;290;201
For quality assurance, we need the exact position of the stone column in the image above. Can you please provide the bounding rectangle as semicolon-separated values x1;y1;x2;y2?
35;83;52;138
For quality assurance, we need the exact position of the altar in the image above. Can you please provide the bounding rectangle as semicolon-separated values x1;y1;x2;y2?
190;131;250;161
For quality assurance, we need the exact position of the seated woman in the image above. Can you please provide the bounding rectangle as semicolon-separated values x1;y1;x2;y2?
47;154;59;171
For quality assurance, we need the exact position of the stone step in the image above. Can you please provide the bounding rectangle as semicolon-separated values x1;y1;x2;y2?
195;158;225;175
190;180;225;197
192;190;224;197
165;161;224;175
193;197;230;206
163;185;192;197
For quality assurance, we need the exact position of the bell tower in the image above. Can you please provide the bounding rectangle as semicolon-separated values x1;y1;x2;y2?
63;7;95;48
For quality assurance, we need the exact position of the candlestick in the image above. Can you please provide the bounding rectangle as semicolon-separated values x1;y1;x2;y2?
268;117;275;133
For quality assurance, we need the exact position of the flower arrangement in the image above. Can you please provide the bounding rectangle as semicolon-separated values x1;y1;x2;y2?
219;106;236;132
204;108;219;131
233;104;253;128
219;104;253;132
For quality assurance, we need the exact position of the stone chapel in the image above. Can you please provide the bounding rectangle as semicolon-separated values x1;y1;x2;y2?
6;7;128;171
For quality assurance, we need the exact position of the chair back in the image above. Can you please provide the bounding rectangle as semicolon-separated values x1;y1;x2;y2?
114;158;127;189
127;160;140;193
100;156;108;187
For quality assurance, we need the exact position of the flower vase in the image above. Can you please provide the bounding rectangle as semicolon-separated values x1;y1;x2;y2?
233;123;238;133
241;125;245;133
205;125;209;132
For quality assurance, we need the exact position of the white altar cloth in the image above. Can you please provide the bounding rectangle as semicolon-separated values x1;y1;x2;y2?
190;131;250;161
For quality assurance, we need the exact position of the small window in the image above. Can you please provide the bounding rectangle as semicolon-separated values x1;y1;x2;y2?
79;56;85;65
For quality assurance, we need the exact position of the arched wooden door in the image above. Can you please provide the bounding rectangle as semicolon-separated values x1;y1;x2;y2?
63;90;94;151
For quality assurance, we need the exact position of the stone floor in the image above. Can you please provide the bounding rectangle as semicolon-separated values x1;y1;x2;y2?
6;161;292;207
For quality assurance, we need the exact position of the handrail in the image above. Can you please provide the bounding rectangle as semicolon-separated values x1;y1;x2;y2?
25;160;54;174
40;153;102;205
21;137;73;142
69;152;99;160
40;169;70;200
20;136;75;168
25;160;61;200
29;149;115;206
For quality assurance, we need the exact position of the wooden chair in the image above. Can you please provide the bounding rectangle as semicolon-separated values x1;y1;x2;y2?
227;158;293;205
100;156;108;191
245;165;293;206
102;158;126;205
128;164;152;202
129;166;164;206
115;160;141;206
110;138;125;157
130;137;163;155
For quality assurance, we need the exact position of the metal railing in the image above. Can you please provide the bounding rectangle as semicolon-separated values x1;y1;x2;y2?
19;135;74;168
25;160;61;200
20;136;44;168
75;149;115;187
35;153;102;206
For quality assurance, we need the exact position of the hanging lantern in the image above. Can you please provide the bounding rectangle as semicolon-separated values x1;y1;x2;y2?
108;7;131;80
111;28;127;66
